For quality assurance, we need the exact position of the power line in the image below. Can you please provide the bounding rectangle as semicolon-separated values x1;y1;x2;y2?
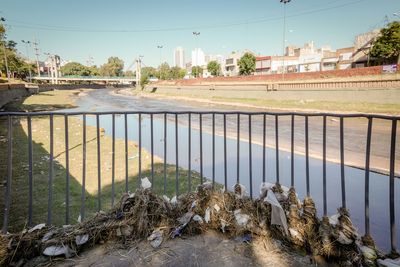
7;0;367;33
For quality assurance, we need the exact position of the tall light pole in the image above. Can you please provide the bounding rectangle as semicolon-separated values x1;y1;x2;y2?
157;45;163;79
1;17;10;81
192;31;200;77
280;0;291;82
22;40;32;82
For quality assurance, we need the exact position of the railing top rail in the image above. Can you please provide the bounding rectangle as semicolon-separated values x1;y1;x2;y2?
1;111;400;120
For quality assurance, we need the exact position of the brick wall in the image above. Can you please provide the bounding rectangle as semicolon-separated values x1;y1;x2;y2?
157;65;399;86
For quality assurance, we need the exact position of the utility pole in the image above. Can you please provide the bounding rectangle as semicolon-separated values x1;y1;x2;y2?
157;45;163;79
280;0;291;83
32;38;40;77
21;40;32;82
1;17;10;81
192;31;200;77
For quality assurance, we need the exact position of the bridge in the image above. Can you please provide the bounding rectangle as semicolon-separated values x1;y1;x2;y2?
32;75;137;84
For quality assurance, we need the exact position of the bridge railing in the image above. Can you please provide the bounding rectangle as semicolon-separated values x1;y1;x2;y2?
0;111;398;254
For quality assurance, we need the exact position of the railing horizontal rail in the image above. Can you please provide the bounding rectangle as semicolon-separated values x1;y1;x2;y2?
1;111;400;120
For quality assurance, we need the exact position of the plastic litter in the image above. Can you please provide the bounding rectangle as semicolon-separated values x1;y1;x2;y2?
329;214;340;226
259;182;274;199
190;201;197;210
377;258;400;267
147;230;163;248
233;184;247;198
178;212;194;225
163;195;170;202
141;177;151;189
75;234;89;246
235;233;252;243
41;230;56;242
28;223;46;233
193;215;204;224
170;196;178;206
43;245;72;258
213;204;220;213
234;209;250;227
204;207;211;223
264;190;288;235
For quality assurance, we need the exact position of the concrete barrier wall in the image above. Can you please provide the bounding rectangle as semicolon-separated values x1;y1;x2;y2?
0;84;30;108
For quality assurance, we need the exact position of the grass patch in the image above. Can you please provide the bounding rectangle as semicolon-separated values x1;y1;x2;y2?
4;89;81;112
0;90;207;232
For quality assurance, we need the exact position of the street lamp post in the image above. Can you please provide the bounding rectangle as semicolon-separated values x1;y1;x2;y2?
1;17;10;81
192;31;200;77
280;0;291;82
157;45;163;79
22;40;32;83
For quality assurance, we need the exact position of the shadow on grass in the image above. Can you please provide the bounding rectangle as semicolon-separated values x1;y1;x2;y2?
0;118;205;232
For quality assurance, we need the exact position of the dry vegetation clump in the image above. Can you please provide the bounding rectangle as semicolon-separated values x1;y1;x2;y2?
0;182;387;266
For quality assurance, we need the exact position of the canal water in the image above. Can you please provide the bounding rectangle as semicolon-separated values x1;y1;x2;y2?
67;88;399;252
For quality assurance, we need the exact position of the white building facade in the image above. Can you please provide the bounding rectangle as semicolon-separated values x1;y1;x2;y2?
173;47;185;69
191;48;206;67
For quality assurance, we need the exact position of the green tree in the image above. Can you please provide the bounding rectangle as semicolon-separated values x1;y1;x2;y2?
370;21;400;64
100;57;124;76
238;52;256;75
159;62;170;80
61;62;92;76
169;66;186;79
191;66;203;78
124;70;135;77
0;23;37;80
207;61;221;76
142;67;158;79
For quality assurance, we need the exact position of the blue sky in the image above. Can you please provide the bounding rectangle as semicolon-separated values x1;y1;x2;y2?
2;0;399;70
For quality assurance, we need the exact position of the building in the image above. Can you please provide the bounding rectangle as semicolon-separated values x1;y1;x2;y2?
352;29;381;67
224;51;242;76
173;47;185;69
255;56;271;75
270;56;299;74
191;48;206;67
337;47;354;69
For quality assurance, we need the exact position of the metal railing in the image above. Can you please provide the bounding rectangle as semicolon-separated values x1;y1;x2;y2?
0;111;399;254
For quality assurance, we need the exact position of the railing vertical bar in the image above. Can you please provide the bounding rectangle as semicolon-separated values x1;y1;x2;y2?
340;117;346;208
323;115;327;217
150;114;154;188
2;115;12;233
96;114;101;212
237;114;240;184
163;113;167;195
249;114;253;198
28;115;33;226
200;114;203;183
305;116;310;196
291;114;294;188
80;114;86;221
175;114;179;196
389;119;397;254
364;117;372;236
111;114;115;207
124;113;128;192
275;115;280;184
47;114;54;225
138;113;142;183
224;114;227;190
262;114;266;183
64;115;70;225
212;113;215;188
188;113;191;192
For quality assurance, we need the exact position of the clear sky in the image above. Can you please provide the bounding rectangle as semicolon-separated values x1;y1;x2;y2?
2;0;399;70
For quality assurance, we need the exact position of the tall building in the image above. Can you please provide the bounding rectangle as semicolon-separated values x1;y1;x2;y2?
191;48;206;67
173;47;185;68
